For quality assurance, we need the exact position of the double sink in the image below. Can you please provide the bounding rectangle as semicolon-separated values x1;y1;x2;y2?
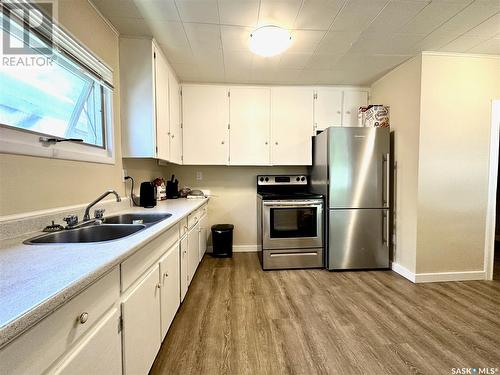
25;213;172;244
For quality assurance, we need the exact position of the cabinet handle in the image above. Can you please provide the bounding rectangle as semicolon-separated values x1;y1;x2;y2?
156;283;161;289
221;141;225;145
194;216;198;221
171;134;175;139
78;312;88;324
265;141;268;145
164;272;169;278
337;110;341;114
275;141;278;146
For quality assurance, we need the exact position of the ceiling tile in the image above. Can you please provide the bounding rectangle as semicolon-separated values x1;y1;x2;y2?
218;0;259;27
134;0;180;21
330;0;388;33
224;68;252;83
224;51;253;70
149;20;189;48
258;0;303;29
304;53;341;70
294;0;345;31
184;22;222;49
440;36;488;52
91;0;141;18
431;2;500;37
288;30;326;53
468;37;500;54
160;45;194;63
192;47;224;67
413;33;457;51
315;30;360;55
108;16;151;35
175;0;219;23
221;25;252;52
172;63;200;81
363;1;430;34
397;1;469;34
350;33;425;55
464;14;500;38
279;52;312;69
332;53;411;76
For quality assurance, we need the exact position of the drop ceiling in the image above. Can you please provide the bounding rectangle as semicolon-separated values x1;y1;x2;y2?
91;0;500;85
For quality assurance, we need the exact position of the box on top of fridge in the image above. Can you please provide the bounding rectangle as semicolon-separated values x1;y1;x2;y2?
358;105;390;128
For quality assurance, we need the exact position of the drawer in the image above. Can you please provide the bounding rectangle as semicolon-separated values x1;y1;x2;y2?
262;248;324;270
0;268;120;375
187;210;200;229
121;224;179;292
179;217;188;238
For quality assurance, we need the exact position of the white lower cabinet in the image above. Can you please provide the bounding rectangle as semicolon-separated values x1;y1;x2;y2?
159;244;180;340
199;214;208;262
50;308;122;375
180;234;189;302
121;265;161;375
187;221;200;286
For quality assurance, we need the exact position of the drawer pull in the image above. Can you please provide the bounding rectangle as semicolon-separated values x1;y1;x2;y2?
78;312;89;324
156;283;161;289
164;272;169;278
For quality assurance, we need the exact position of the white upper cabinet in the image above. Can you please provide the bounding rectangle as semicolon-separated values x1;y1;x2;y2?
314;88;343;131
182;85;229;165
120;37;181;162
229;87;271;165
169;70;182;164
271;87;314;166
343;90;368;127
154;47;170;161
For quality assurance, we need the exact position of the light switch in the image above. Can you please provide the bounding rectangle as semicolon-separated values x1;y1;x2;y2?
196;171;203;181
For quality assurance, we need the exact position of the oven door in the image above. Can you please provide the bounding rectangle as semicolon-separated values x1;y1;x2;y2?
262;200;323;250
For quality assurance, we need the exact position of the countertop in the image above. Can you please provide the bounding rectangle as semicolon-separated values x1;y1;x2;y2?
0;198;209;348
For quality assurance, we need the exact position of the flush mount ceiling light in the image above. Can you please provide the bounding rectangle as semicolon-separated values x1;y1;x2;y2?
249;26;292;57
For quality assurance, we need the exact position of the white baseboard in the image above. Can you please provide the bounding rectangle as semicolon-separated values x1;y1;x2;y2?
391;262;486;283
414;270;486;283
391;262;416;282
207;245;258;253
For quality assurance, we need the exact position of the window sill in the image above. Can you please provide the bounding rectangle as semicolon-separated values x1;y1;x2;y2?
0;127;115;164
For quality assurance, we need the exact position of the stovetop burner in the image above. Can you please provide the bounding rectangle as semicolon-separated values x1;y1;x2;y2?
256;175;323;200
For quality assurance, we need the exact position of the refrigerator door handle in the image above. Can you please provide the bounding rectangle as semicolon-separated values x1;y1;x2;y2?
383;153;390;208
382;211;389;244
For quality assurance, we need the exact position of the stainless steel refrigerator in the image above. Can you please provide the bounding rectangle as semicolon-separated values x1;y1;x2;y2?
311;127;390;270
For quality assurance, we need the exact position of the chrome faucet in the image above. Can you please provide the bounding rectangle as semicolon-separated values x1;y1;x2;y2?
83;190;121;221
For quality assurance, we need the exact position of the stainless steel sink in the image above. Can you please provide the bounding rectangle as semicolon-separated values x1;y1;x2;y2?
24;224;146;244
102;213;172;226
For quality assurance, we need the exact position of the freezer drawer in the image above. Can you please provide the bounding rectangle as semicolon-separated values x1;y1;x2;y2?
328;209;389;270
262;248;323;270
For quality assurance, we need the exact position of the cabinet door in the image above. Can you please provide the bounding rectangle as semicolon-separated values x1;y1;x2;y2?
271;87;314;165
229;87;271;165
343;91;368;127
159;245;180;340
199;215;208;262
182;85;229;165
187;222;200;286
50;308;122;375
314;88;342;131
122;265;161;375
154;47;170;161
180;236;188;302
169;71;182;164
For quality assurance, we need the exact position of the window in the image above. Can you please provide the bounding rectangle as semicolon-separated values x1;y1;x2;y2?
0;1;115;163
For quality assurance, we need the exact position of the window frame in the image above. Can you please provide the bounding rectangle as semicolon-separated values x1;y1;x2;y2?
0;1;116;164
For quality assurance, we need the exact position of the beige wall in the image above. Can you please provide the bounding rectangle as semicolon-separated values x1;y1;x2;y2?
371;56;422;273
417;53;500;273
157;165;307;247
0;0;126;216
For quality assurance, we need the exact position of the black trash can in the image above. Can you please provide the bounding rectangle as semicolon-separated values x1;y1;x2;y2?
211;224;234;257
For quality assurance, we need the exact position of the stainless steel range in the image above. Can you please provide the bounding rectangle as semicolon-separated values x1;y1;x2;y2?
257;175;324;270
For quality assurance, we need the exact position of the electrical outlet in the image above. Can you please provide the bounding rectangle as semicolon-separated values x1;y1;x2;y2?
196;171;203;181
122;169;128;181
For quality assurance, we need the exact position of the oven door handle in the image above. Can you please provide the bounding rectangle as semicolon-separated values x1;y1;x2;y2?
263;200;323;207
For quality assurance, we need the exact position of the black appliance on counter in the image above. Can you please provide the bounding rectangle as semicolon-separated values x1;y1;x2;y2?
140;182;156;208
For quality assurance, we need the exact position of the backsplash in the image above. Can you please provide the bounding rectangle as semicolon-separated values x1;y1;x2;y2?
0;198;132;241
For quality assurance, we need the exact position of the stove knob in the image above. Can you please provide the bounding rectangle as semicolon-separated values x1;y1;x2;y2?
301;176;306;182
265;177;269;182
259;177;264;182
296;177;300;182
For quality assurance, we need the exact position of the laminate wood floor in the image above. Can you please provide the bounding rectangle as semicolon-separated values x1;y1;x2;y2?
151;253;500;375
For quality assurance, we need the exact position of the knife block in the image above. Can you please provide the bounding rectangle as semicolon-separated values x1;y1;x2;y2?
166;180;179;199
